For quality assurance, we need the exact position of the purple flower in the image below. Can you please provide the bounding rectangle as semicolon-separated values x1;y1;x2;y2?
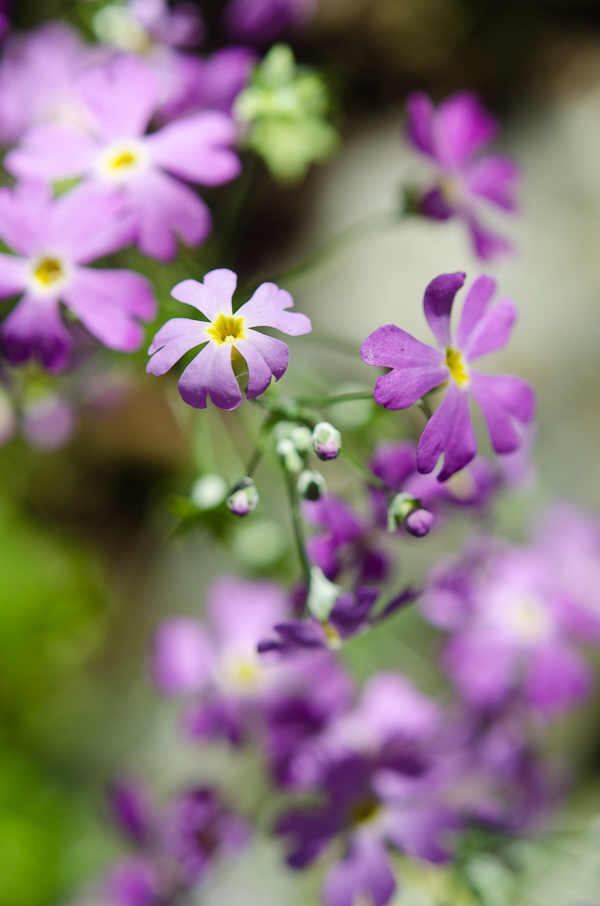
361;273;535;481
406;91;520;260
147;268;311;410
123;0;204;49
225;0;315;43
421;540;592;718
104;858;159;906
0;182;155;371
5;55;241;261
22;392;74;449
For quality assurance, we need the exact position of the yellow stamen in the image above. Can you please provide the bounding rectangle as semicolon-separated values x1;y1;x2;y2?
446;347;469;386
108;150;137;170
351;798;380;826
207;313;245;345
33;257;64;286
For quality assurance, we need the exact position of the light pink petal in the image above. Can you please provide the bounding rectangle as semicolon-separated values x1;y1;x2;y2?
444;630;515;706
1;294;72;372
357;672;440;742
434;92;497;169
208;341;244;409
464;214;513;261
171;269;236;319
5;123;97;182
0;254;28;297
469;371;536;455
322;837;396;906
49;184;135;263
525;642;592;717
423;271;465;347
233;337;273;399
146;110;241;186
417;381;477;480
454;274;496;350
62;267;156;352
152;617;214;696
147;318;209;375
127;169;211;261
177;341;218;409
242;329;289;380
463;154;520;211
237;282;311;335
406;91;435;158
361;325;447;410
464;296;516;362
78;55;159;140
0;182;52;256
207;575;288;646
385;805;457;864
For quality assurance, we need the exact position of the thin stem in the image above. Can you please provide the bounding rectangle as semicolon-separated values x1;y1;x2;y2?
339;446;386;489
417;396;434;420
245;414;274;478
297;390;375;407
284;469;311;584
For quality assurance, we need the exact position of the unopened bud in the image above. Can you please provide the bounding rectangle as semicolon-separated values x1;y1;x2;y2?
273;421;296;442
312;422;341;461
226;477;259;517
297;469;326;501
191;474;228;510
276;437;304;473
291;425;312;454
307;566;343;621
404;507;435;538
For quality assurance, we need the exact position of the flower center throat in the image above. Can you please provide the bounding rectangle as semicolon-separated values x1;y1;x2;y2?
446;346;469;386
207;313;245;345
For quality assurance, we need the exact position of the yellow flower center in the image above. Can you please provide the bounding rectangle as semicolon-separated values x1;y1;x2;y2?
446;347;469;387
97;141;148;182
351;798;381;826
33;257;64;286
109;150;137;170
206;313;245;345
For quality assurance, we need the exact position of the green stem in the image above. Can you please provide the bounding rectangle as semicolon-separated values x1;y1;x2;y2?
284;470;311;583
297;390;375;407
339;446;386;489
245;415;274;478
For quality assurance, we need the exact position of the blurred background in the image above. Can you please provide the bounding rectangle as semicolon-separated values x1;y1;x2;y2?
5;1;600;904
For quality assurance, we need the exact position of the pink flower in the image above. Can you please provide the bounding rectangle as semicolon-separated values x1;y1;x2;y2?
5;55;241;261
0;182;155;371
147;268;311;410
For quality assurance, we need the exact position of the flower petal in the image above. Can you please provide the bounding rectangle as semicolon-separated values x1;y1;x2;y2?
463;154;520;211
145;110;241;186
525;642;592;717
233;337;273;399
171;269;237;320
423;271;465;347
434;92;497;169
207;575;288;646
78;55;159;140
62;266;156;352
454;274;496;350
0;253;28;297
49;184;134;263
126;168;212;262
152;618;214;696
417;381;477;479
177;342;218;409
236;282;311;335
0;182;52;256
406;91;435;158
322;837;396;906
147;318;209;375
469;371;535;455
361;325;447;410
1;294;72;372
4;123;96;182
444;630;515;706
464;296;516;362
242;328;289;380
464;213;513;261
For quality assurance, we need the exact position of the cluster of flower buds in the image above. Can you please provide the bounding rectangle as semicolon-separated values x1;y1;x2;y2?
387;491;435;538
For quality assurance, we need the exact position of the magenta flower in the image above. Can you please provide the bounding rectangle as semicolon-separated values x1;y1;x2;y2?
0;182;155;372
147;268;311;410
5;55;241;261
406;91;520;260
361;272;535;481
225;0;315;43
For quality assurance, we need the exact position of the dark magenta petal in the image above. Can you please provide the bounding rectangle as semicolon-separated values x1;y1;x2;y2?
469;371;535;455
423;271;465;348
417;382;477;480
406;91;435;158
454;274;496;350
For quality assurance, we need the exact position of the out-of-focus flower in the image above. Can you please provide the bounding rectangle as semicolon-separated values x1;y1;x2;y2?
0;21;102;145
22;391;74;449
277;673;455;906
147;269;311;410
0;0;11;42
225;0;315;44
0;182;155;371
93;0;204;53
406;91;520;260
362;273;535;481
234;43;338;182
6;55;241;261
421;539;592;718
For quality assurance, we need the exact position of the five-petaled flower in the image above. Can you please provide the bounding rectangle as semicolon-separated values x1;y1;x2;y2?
361;272;535;481
147;267;311;410
406;91;520;260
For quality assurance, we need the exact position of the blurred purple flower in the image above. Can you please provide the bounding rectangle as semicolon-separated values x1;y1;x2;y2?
126;0;204;49
0;182;155;372
147;268;311;410
6;55;241;261
361;273;535;481
22;392;74;449
104;858;159;906
225;0;315;44
406;91;520;260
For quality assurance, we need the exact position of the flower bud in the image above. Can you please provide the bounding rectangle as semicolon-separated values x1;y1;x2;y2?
297;469;326;501
312;422;341;461
275;437;304;473
306;566;343;621
191;474;227;511
226;477;259;517
404;507;435;538
291;425;312;454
